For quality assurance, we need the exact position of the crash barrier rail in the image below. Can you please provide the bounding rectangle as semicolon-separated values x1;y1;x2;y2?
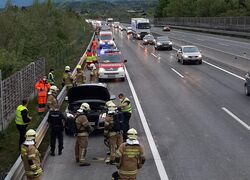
4;32;95;180
0;59;45;131
154;16;250;32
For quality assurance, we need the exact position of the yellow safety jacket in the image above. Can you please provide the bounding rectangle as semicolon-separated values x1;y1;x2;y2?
15;105;29;125
86;55;94;63
120;98;132;113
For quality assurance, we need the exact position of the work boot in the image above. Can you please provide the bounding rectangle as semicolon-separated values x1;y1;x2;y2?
50;152;55;156
79;161;91;166
58;151;62;155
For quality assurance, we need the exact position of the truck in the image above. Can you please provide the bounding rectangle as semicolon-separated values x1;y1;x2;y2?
113;22;120;28
106;18;114;26
131;18;151;40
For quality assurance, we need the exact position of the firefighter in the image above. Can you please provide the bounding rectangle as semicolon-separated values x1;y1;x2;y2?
85;49;94;68
35;76;51;113
21;129;43;180
47;68;55;85
63;66;73;100
47;85;59;111
16;99;32;150
48;106;65;156
89;63;98;83
104;101;123;165
74;64;86;86
75;103;94;166
118;93;132;141
114;128;145;180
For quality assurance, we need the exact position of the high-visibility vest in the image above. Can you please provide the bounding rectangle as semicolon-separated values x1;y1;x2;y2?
120;98;132;113
15;105;29;125
47;72;55;84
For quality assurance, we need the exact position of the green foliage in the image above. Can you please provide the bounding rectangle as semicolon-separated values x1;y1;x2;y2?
0;2;92;79
156;0;250;17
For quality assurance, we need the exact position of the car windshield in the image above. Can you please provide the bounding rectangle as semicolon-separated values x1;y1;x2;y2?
100;34;112;41
137;23;150;29
100;54;122;63
157;36;169;41
183;47;199;53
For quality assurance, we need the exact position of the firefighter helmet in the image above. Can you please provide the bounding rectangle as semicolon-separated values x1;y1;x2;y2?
65;66;70;71
89;63;96;70
50;85;59;92
127;128;138;140
80;103;90;111
76;65;82;69
25;129;37;141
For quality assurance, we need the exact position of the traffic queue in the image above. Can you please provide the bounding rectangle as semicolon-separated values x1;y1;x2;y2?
16;23;145;180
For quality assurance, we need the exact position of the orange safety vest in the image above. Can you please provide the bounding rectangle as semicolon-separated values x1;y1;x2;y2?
92;40;97;50
35;80;50;104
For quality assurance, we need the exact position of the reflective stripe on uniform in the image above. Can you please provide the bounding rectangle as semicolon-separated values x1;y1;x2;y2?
77;132;89;136
119;169;138;175
121;98;132;113
15;105;28;125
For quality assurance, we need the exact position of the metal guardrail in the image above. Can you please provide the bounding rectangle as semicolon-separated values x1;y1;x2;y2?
4;32;95;180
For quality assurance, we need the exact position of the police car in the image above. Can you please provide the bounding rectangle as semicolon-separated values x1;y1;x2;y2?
98;49;127;82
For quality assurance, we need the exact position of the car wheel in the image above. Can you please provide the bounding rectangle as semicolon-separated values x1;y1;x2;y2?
169;47;172;51
121;77;125;82
199;60;202;64
182;59;185;65
245;85;250;96
155;47;158;50
98;78;103;82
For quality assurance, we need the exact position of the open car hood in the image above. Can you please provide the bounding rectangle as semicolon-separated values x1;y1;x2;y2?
68;84;110;104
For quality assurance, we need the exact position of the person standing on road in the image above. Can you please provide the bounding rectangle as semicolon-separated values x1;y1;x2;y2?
104;101;123;165
89;63;98;83
16;99;32;150
75;103;94;166
118;93;132;141
48;68;55;85
47;85;59;111
62;66;73;100
113;128;145;180
48;106;65;156
74;64;86;86
92;39;97;56
21;129;43;180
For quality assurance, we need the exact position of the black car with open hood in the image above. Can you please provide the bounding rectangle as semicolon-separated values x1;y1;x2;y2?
65;83;113;135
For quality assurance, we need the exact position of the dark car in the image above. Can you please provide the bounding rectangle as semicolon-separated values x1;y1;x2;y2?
163;26;171;31
65;83;114;135
155;36;173;50
142;34;156;45
245;72;250;96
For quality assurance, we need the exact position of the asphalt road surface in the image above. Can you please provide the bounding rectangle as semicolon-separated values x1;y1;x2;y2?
43;28;250;180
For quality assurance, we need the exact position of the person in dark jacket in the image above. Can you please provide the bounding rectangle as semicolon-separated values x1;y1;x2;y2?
15;99;32;150
47;106;65;156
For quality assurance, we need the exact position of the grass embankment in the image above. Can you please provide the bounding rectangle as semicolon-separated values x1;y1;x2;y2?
0;2;92;178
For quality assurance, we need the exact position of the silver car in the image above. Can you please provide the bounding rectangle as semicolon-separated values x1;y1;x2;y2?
177;46;202;65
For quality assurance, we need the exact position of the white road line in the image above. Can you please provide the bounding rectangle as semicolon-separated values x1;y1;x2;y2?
151;53;158;58
140;44;144;48
222;107;250;131
219;43;230;47
203;60;245;81
171;68;184;78
125;67;170;180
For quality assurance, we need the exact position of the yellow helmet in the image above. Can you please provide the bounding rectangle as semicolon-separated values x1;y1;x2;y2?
127;128;138;140
65;66;70;71
76;65;82;69
25;129;37;141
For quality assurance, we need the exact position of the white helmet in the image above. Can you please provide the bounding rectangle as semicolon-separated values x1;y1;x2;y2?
106;100;116;113
65;66;70;71
77;103;90;113
127;128;138;140
89;63;96;70
50;85;59;92
25;129;37;141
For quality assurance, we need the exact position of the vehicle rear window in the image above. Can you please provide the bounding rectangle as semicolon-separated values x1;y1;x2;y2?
157;36;169;41
100;54;122;63
100;34;112;41
183;47;199;53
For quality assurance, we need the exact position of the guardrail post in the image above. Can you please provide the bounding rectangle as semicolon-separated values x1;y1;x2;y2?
0;70;3;131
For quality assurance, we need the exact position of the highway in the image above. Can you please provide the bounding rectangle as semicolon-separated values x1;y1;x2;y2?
42;28;250;180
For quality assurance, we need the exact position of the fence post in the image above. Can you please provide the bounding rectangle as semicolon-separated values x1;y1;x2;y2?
0;70;3;131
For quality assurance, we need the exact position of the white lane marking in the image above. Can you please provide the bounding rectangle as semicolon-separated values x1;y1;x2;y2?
140;44;144;48
203;60;245;81
219;43;230;47
222;107;250;131
151;53;158;58
171;68;184;78
125;67;169;180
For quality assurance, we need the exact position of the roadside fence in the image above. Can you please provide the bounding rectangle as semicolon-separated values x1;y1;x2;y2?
0;58;45;131
154;16;250;32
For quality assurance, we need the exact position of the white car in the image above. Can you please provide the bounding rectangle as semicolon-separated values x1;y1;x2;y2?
98;31;115;48
177;46;202;65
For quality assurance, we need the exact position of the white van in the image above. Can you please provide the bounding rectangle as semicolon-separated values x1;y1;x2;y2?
98;31;115;48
